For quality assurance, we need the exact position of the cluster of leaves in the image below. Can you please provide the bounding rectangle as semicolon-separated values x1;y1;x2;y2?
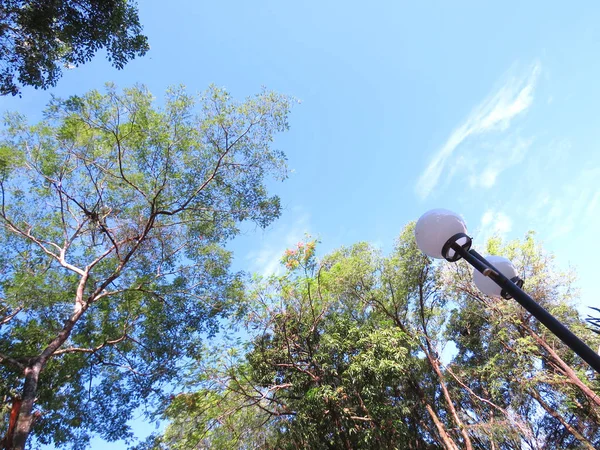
587;307;600;336
154;227;600;449
281;239;317;271
0;0;149;95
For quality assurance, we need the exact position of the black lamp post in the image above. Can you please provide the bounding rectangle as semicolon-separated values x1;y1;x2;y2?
414;209;600;375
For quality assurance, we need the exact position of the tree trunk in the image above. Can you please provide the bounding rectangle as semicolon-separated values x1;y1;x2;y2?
6;271;92;450
426;350;473;450
1;397;22;450
489;415;496;450
10;363;41;450
411;380;459;450
423;403;459;450
416;278;473;450
331;407;352;450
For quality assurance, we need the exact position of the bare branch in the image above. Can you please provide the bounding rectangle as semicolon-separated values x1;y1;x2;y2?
0;352;25;370
0;307;22;327
53;334;128;356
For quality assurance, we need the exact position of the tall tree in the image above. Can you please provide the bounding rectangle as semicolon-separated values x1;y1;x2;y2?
151;240;433;450
443;233;600;449
0;83;292;449
0;0;149;96
155;227;600;449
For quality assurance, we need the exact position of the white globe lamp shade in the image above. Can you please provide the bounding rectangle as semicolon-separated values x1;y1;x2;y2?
415;209;468;259
473;256;518;297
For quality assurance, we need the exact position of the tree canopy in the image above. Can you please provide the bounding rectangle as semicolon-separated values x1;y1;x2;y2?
0;0;149;95
151;227;600;449
0;83;292;450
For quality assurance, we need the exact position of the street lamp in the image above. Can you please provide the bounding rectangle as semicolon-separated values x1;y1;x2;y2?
415;208;600;374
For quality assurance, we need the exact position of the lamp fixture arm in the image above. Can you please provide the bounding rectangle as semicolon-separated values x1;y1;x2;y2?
451;242;600;375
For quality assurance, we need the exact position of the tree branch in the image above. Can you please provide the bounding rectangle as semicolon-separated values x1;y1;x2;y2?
0;307;22;327
53;334;128;356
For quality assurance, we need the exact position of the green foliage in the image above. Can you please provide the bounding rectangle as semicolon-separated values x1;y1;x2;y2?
157;228;600;449
0;83;292;449
443;234;600;449
0;0;149;96
587;307;600;336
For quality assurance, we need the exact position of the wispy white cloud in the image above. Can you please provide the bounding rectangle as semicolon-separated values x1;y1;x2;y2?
509;146;600;240
468;137;533;189
545;167;600;238
245;210;311;277
586;191;600;218
476;209;513;244
416;61;541;199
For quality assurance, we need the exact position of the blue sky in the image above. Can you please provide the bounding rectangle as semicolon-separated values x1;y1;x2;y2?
4;1;600;447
